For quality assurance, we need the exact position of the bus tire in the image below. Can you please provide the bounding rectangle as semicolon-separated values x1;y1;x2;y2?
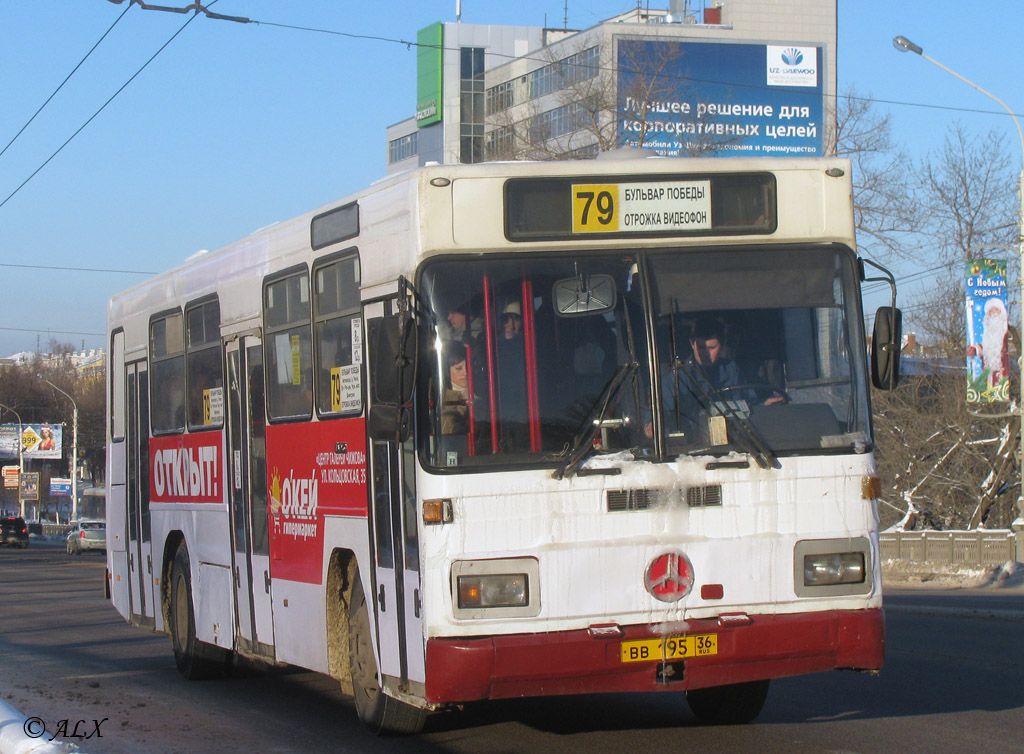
347;571;427;735
169;543;230;680
685;679;770;725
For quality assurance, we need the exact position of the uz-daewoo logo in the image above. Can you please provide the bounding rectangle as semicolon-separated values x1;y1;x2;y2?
781;47;804;66
644;552;694;602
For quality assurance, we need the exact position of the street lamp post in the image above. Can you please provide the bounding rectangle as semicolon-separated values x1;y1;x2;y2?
39;377;78;523
0;403;25;519
893;35;1024;524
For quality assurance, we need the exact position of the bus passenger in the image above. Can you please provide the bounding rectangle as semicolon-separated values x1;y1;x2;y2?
496;301;529;449
442;341;471;435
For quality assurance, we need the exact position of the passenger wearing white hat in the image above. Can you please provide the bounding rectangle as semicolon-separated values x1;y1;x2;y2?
501;301;523;340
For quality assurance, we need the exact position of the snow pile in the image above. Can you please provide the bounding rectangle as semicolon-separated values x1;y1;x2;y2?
0;699;83;754
883;558;1024;588
978;560;1024;588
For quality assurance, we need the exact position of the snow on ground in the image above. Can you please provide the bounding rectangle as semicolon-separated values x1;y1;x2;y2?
882;559;1024;589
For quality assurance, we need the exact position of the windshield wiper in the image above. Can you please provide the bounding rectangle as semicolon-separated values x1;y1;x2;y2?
673;359;779;470
553;362;637;480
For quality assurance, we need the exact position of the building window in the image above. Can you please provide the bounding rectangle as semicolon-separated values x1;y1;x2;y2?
461;47;485;163
486;80;514;115
529;102;586;143
486;46;599;116
485;125;514;160
388;132;418;164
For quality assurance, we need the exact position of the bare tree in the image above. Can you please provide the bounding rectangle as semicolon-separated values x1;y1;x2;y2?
829;86;923;264
485;37;740;161
869;123;1021;530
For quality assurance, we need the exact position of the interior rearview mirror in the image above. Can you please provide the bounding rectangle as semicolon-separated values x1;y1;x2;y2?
552;274;616;317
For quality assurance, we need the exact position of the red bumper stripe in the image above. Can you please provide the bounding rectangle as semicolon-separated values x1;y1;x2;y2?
425;608;884;703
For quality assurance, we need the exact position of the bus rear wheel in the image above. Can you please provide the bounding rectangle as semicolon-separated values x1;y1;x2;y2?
685;679;770;725
347;572;427;735
168;543;230;680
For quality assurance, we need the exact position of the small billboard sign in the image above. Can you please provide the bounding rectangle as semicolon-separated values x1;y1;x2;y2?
2;466;18;489
966;259;1010;403
20;472;39;501
50;477;72;496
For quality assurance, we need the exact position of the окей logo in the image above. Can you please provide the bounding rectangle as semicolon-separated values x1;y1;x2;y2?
781;48;804;66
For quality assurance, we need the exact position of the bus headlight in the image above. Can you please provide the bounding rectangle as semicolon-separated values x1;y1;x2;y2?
793;538;871;597
451;557;541;618
458;574;528;608
803;552;865;586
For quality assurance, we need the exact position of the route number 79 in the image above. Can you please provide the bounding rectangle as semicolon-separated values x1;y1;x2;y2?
572;184;619;233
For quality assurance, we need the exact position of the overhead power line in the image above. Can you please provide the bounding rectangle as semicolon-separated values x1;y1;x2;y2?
0;2;208;211
105;0;248;24
0;2;132;162
0;262;155;275
0;326;104;338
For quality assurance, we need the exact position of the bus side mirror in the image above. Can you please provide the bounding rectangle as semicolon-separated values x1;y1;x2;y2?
370;314;417;405
871;306;902;390
367;313;417;442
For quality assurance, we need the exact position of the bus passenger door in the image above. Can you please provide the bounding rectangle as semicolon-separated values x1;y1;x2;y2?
363;300;425;690
226;335;275;656
125;361;156;628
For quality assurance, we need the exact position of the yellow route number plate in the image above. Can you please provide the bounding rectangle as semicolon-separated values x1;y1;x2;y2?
620;634;718;663
572;180;712;234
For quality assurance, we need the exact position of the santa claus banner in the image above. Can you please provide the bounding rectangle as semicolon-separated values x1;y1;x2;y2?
966;259;1010;403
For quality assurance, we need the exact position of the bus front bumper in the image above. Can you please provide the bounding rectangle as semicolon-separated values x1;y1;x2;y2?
424;607;884;703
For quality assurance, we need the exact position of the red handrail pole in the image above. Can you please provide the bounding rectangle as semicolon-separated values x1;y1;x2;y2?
482;277;499;452
465;343;476;456
521;279;542;452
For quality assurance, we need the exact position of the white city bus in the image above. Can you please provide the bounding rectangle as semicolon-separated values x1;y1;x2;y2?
106;154;901;734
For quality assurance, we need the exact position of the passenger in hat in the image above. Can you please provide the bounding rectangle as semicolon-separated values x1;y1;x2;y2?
501;301;523;341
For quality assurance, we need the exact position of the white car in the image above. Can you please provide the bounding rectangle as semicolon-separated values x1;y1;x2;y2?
67;520;106;555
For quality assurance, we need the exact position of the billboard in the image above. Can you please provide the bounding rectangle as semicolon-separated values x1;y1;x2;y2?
966;259;1010;403
50;477;72;496
617;39;824;157
416;22;443;127
0;423;63;460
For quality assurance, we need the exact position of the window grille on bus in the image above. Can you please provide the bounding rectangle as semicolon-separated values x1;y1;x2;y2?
686;485;723;508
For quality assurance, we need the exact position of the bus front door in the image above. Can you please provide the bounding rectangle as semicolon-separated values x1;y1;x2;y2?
364;301;425;693
226;335;275;657
125;361;156;628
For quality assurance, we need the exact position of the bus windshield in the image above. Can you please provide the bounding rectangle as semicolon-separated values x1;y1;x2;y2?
647;246;871;459
418;245;870;471
419;253;652;469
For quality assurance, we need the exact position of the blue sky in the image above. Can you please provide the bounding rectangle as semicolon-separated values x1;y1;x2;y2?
2;1;1022;357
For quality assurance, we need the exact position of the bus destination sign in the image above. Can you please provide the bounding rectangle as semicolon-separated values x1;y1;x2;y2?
571;180;712;234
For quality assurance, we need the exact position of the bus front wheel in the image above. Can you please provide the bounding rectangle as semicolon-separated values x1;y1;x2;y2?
168;544;230;680
347;572;427;735
685;679;770;725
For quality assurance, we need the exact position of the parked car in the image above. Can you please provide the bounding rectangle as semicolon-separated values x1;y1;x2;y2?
66;520;106;555
1;516;29;548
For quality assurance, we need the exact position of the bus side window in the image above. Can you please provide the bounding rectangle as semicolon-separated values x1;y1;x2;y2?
185;297;224;429
313;252;361;416
264;270;313;420
150;312;185;433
